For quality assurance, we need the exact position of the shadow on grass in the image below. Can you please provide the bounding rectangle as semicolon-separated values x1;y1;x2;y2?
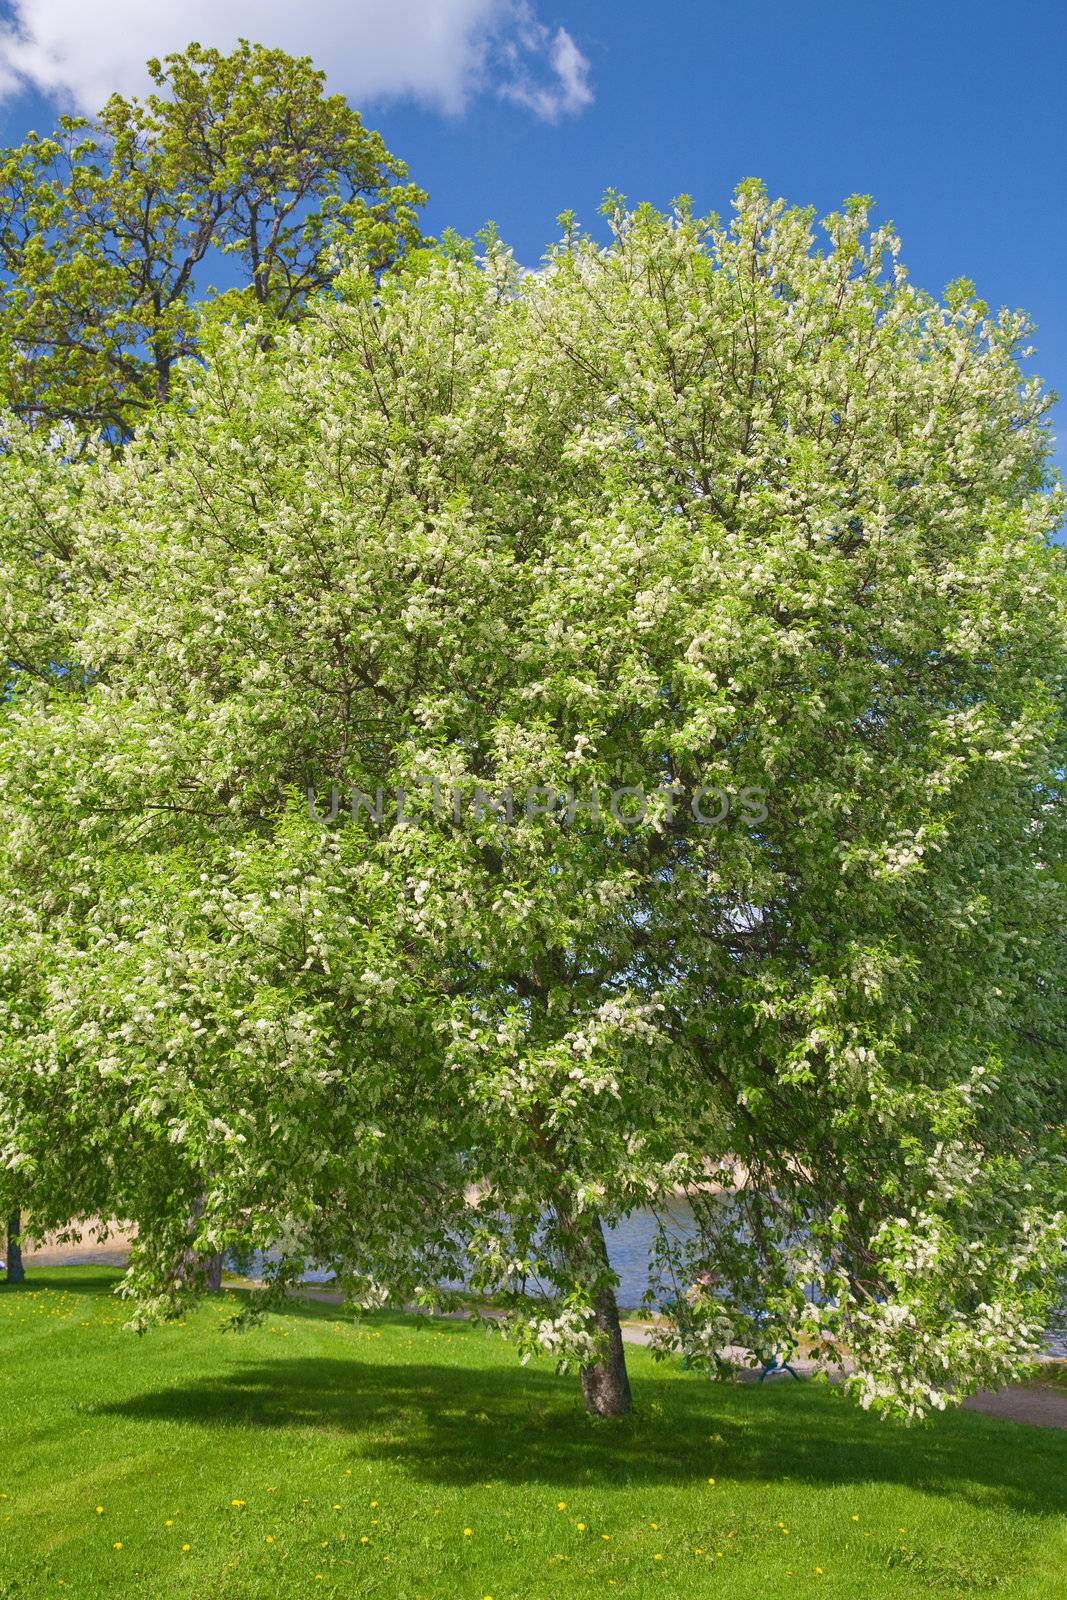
17;1272;1067;1518
0;1267;124;1294
98;1347;1067;1517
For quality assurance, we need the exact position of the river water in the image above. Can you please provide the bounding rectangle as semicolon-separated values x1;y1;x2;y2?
236;1203;1066;1355
268;1201;694;1308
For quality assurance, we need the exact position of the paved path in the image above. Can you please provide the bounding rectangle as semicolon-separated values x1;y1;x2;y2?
960;1383;1067;1430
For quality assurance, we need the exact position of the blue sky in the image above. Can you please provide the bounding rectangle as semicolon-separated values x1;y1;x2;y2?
1;0;1064;479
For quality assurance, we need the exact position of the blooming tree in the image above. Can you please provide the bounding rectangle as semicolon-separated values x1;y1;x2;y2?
1;185;1064;1418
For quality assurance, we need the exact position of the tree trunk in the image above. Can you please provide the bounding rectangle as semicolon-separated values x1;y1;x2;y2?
153;340;171;406
562;1213;633;1418
580;1276;633;1418
5;1213;25;1285
178;1194;224;1291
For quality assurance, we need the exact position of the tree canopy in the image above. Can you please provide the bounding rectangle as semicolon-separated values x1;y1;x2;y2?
1;185;1064;1418
0;39;424;437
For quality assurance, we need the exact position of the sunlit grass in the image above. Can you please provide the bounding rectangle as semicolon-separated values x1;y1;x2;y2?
1;1268;1064;1598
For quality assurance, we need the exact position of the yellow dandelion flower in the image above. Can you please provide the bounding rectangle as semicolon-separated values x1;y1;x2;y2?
653;1553;663;1561
320;1540;328;1548
95;1507;104;1515
851;1514;860;1522
463;1527;473;1537
557;1502;567;1510
815;1567;824;1575
265;1536;274;1544
576;1523;586;1532
231;1499;246;1508
649;1522;658;1530
332;1504;341;1511
112;1542;123;1551
707;1477;716;1485
360;1536;369;1545
602;1534;611;1541
181;1544;190;1552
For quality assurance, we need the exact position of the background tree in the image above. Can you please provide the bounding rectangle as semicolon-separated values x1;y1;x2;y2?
0;39;424;438
0;188;1063;1418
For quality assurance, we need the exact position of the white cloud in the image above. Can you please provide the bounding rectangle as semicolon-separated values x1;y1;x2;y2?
498;5;592;121
0;0;592;120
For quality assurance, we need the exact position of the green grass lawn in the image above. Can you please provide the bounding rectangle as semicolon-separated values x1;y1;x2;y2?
1;1269;1064;1599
